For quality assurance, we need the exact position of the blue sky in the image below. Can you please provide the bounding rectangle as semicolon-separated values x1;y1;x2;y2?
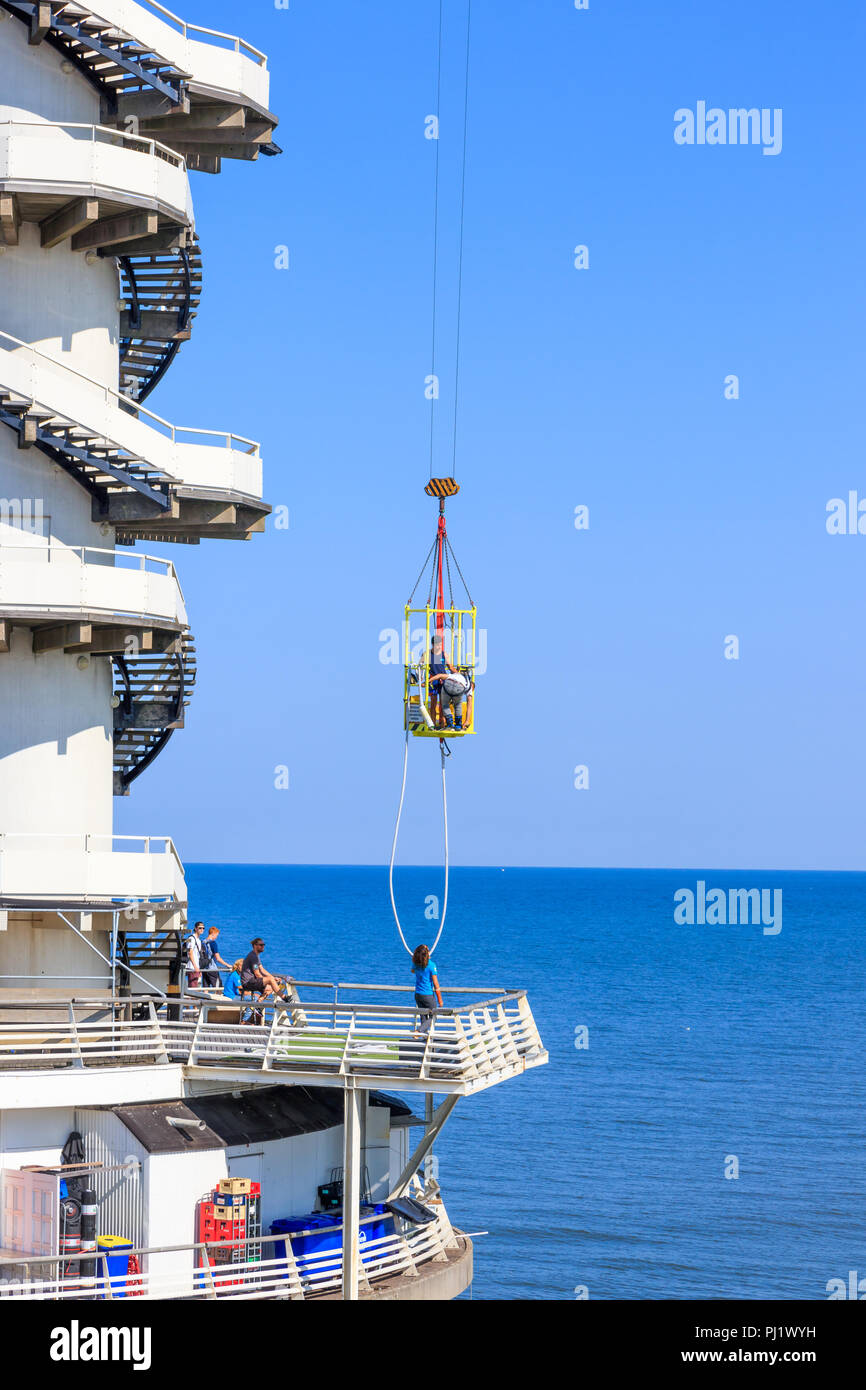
117;0;866;869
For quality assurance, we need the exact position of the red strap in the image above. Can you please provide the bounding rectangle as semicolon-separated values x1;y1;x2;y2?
435;515;446;634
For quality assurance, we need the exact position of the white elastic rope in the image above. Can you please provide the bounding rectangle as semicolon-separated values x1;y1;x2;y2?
429;741;448;953
389;726;413;954
389;729;450;956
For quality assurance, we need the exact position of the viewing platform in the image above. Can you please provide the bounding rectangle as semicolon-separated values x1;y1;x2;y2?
0;983;548;1105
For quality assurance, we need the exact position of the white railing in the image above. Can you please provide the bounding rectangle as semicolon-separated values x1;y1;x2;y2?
0;121;193;229
138;0;268;64
0;542;177;579
0;328;263;501
0;1200;461;1301
0;120;186;168
75;1;272;112
0;987;547;1089
0;328;259;455
0;541;186;625
0;834;185;904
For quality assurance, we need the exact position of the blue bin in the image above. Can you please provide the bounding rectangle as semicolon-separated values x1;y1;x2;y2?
359;1203;391;1252
270;1206;393;1276
97;1236;132;1299
271;1214;341;1263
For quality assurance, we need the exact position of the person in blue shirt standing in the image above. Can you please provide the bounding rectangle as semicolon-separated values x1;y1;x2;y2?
411;944;443;1035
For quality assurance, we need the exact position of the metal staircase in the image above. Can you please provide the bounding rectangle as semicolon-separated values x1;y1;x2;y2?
0;387;173;509
0;385;267;542
118;236;202;402
0;1;280;170
0;0;190;102
111;630;196;794
116;927;183;992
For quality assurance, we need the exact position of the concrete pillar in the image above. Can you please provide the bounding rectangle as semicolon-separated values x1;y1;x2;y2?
341;1080;362;1301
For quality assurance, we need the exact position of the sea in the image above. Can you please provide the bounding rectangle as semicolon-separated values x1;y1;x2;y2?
185;864;866;1302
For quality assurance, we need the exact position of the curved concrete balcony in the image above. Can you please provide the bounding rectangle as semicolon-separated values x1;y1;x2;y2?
1;3;278;173
0;330;263;508
0;833;186;907
0;542;187;631
101;0;271;109
0;121;193;249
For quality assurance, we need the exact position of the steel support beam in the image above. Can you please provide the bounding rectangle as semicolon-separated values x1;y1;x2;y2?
387;1094;460;1201
341;1080;362;1301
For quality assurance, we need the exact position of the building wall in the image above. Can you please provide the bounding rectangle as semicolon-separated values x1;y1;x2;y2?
0;1103;74;1169
0;11;100;124
74;1107;148;1250
0;622;113;837
0;915;113;991
1;223;121;390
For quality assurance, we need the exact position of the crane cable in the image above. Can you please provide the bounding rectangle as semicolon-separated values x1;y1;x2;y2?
389;0;472;957
389;728;450;956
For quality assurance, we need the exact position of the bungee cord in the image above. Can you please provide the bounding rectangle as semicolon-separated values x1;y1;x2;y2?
388;727;450;956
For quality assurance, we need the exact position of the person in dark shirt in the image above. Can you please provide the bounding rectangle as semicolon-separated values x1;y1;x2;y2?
240;938;283;999
238;938;307;1027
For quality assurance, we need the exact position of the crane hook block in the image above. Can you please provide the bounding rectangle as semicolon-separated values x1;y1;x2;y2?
424;477;460;499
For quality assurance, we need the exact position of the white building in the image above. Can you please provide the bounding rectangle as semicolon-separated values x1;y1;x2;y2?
0;0;546;1302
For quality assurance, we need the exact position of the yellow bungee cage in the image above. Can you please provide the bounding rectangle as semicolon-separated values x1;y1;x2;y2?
403;478;477;740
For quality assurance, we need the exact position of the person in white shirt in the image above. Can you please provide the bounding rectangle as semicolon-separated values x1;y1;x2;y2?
186;921;204;988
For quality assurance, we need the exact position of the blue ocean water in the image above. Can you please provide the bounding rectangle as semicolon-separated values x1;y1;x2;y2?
185;864;866;1301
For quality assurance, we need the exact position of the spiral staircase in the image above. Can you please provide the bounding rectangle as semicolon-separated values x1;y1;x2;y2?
0;0;278;813
111;629;196;794
118;234;201;401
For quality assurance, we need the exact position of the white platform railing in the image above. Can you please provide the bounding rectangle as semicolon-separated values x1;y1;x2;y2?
0;541;187;625
0;1198;461;1301
0;987;547;1092
138;0;268;62
80;1;271;109
0;835;186;904
0;121;192;225
0;327;263;501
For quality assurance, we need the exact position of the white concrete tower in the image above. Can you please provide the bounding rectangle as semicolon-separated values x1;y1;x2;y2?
0;1;278;995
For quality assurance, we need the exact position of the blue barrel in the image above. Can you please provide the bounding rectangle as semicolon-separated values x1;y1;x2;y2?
97;1236;133;1299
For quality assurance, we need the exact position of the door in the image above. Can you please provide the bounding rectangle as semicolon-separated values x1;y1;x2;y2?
227;1153;262;1186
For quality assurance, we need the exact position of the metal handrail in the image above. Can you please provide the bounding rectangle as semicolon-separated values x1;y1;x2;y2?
0;984;525;1014
0;328;260;454
139;0;268;64
0;119;186;169
0;540;178;581
0;833;186;888
0;1205;460;1302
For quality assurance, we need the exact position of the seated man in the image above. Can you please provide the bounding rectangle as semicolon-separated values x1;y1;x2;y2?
239;938;307;1027
240;938;282;999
